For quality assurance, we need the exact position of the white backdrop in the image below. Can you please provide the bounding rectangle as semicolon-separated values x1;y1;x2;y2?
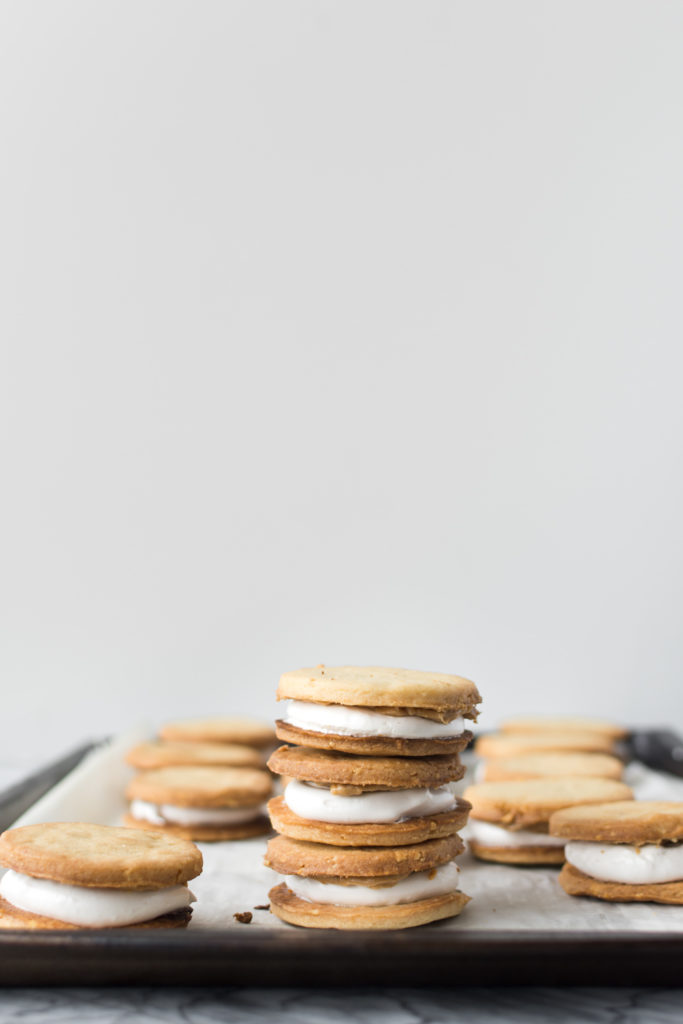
1;1;682;765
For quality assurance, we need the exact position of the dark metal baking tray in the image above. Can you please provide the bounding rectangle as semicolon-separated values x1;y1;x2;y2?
1;731;682;988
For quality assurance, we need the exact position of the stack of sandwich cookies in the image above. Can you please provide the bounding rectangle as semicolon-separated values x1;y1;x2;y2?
482;752;624;783
267;665;480;929
266;833;468;930
161;716;276;751
0;823;202;929
551;802;683;904
464;777;633;865
268;745;470;846
127;740;265;771
125;765;272;840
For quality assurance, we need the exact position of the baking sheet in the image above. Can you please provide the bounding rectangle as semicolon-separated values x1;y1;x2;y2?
8;730;683;935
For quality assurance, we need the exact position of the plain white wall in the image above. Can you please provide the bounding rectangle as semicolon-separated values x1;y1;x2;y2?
1;1;682;765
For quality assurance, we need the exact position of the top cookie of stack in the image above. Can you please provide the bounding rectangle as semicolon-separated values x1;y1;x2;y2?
266;665;481;930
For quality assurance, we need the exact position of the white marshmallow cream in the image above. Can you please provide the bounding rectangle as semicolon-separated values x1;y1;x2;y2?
129;800;262;827
469;819;566;848
284;779;457;824
287;860;461;907
565;841;683;885
284;701;467;740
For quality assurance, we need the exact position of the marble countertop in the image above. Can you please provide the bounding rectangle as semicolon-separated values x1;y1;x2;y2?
2;761;683;1023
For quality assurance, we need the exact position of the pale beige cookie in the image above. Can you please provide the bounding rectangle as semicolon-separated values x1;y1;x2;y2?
267;745;464;790
268;795;470;847
265;833;463;879
482;752;624;783
126;740;264;770
550;801;683;844
126;766;272;808
468;843;566;866
464;777;633;829
277;665;481;716
559;863;683;905
275;721;472;758
160;716;275;749
269;882;469;929
0;823;202;890
0;896;193;930
123;813;271;842
501;716;627;739
475;732;616;758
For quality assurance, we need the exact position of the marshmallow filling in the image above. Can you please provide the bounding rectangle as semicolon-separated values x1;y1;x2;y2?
283;700;467;740
129;799;263;827
565;840;683;885
284;778;458;824
469;819;567;848
0;870;194;927
285;860;461;907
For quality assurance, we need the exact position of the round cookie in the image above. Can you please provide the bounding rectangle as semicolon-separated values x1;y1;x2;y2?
0;897;193;930
127;740;264;770
0;823;202;890
464;777;633;829
482;752;624;783
267;745;465;790
265;833;463;879
122;813;271;842
559;863;683;905
501;716;627;739
126;766;272;808
268;795;471;847
277;665;481;716
274;721;472;758
160;716;275;749
475;732;617;758
549;801;683;844
269;882;469;930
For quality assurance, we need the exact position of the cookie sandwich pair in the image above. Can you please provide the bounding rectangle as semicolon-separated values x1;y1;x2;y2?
0;823;202;929
266;665;481;929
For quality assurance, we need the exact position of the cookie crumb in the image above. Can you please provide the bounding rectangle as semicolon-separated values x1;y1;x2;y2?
254;904;270;911
234;911;253;924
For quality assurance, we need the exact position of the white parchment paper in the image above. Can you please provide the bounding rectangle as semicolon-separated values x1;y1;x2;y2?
8;735;683;932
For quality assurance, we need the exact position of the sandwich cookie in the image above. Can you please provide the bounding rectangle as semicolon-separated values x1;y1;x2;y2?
125;765;273;840
267;745;470;846
500;716;627;740
127;740;265;771
482;752;624;783
266;833;468;929
464;777;633;865
551;801;683;904
475;731;617;759
160;716;276;750
0;823;202;929
276;665;481;757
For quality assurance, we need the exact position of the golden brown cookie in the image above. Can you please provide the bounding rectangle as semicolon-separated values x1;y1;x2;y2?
126;740;264;770
559;863;683;904
268;795;470;847
549;801;683;844
0;896;193;930
482;752;624;783
122;813;271;842
264;833;463;878
277;665;481;716
268;882;469;929
464;777;633;829
468;843;566;866
126;766;272;808
0;823;202;890
501;716;627;739
475;732;617;758
267;745;464;790
274;721;472;758
160;716;275;749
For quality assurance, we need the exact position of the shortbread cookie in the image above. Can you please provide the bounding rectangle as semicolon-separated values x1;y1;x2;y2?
269;882;469;930
475;731;616;758
0;823;201;929
126;765;272;841
501;716;627;739
267;745;465;790
265;833;463;878
482;752;624;783
276;665;480;757
127;740;264;770
464;777;633;865
550;801;683;904
160;716;275;749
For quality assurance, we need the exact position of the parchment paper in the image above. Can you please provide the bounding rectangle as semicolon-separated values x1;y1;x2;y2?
9;732;683;932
